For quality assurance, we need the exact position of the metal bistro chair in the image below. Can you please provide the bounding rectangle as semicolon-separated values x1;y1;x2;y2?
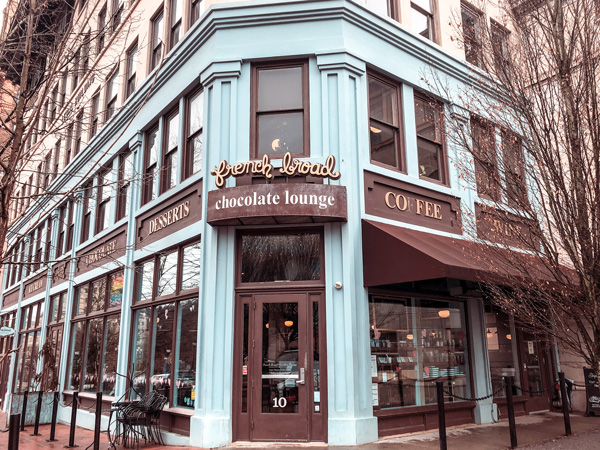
117;391;168;448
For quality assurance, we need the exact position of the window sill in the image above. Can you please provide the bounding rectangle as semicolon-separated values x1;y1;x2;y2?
164;406;194;416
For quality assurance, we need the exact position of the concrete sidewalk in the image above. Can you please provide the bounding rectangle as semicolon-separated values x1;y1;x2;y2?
0;410;599;449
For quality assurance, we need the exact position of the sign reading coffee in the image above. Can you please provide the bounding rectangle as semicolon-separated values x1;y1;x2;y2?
211;152;341;188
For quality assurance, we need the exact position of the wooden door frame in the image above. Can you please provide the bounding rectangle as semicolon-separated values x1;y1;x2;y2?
232;289;328;442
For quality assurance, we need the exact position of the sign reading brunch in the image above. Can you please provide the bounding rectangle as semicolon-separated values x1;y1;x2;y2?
207;154;346;225
210;152;341;188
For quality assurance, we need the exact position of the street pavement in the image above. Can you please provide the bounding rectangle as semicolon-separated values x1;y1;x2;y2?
0;409;599;449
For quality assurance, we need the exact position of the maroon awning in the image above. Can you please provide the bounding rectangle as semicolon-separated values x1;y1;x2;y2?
361;219;554;287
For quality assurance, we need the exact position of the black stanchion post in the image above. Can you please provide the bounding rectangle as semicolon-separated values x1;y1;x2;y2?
47;391;59;442
67;391;79;448
32;390;43;436
505;376;518;449
436;381;447;450
20;390;28;432
559;371;572;436
8;413;20;450
93;392;102;450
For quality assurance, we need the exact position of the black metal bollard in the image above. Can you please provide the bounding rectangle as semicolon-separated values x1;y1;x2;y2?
47;391;59;442
559;372;572;436
436;381;447;450
32;390;43;436
505;376;518;449
67;391;79;448
20;390;28;432
8;413;20;450
93;392;102;450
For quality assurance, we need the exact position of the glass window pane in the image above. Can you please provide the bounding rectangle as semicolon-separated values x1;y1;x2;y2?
370;120;397;167
189;91;203;135
369;78;397;126
109;272;124;308
28;332;40;389
151;303;175;404
156;252;177;297
50;296;58;323
68;322;85;390
257;112;303;157
59;293;67;321
101;315;120;396
241;233;321;283
415;98;440;142
411;7;430;38
258;67;302;111
486;309;521;397
174;298;198;408
181;243;201;291
369;297;470;409
148;129;158;166
132;307;151;399
417;138;442;180
83;317;103;392
191;134;202;174
137;260;155;302
168;113;179;152
413;0;431;12
90;278;107;312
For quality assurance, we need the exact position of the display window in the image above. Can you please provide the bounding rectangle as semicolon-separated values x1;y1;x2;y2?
15;301;44;392
484;306;521;397
130;240;201;409
66;270;123;396
368;296;470;409
46;292;67;390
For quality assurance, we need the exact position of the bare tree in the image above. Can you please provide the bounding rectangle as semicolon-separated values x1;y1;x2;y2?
426;0;600;377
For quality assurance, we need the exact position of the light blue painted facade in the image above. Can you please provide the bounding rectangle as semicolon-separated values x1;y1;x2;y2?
0;0;523;446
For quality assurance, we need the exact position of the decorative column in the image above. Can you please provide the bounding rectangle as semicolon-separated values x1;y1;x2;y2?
189;60;241;448
317;51;378;445
113;132;144;398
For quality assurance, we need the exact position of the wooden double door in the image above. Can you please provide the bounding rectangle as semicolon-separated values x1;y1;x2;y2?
233;291;327;442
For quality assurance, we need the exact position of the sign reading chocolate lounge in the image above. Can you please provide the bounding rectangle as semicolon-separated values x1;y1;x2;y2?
207;184;347;225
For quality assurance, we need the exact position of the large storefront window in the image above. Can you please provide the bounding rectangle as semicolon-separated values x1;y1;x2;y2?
131;240;200;409
485;307;521;397
15;301;44;392
369;296;470;409
67;270;123;396
45;292;66;390
0;312;16;404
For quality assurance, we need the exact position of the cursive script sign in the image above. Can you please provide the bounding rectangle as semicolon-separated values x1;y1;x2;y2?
211;152;341;188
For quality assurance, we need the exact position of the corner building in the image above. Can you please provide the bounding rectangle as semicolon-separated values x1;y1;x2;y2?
0;0;558;446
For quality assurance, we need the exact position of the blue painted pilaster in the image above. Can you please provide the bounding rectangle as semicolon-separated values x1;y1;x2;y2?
317;51;378;445
189;60;241;448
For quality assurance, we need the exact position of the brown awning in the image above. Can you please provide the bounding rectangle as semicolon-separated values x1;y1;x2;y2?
362;219;552;287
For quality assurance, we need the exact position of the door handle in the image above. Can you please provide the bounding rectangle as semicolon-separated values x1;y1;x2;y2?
297;368;305;385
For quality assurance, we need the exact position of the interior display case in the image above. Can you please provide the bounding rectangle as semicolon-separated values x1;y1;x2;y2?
369;296;470;409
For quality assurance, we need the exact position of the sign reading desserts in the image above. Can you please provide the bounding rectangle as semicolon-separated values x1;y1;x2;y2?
207;153;346;225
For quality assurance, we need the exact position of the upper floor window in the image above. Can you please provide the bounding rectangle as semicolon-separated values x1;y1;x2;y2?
117;152;133;220
81;182;93;243
90;91;100;138
461;2;483;67
74;110;84;156
252;61;309;158
65;200;75;253
169;0;182;50
501;131;527;207
161;109;179;193
44;217;52;264
50;84;59;122
490;20;510;71
190;0;202;26
151;9;164;71
57;203;67;258
112;0;124;31
184;88;203;179
96;169;112;234
53;140;61;181
471;116;500;201
368;74;403;170
410;0;434;40
105;69;119;122
98;5;107;53
366;0;397;20
65;125;73;166
143;126;159;204
125;41;138;99
71;49;81;93
414;94;446;183
43;152;52;189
